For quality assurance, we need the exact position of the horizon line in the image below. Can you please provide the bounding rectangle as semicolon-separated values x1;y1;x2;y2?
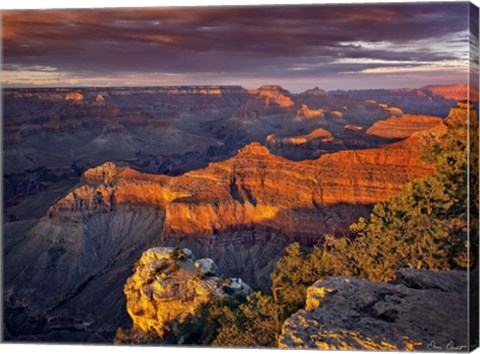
1;82;473;95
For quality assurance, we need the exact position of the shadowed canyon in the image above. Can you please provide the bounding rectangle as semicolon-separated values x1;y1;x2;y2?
2;84;476;345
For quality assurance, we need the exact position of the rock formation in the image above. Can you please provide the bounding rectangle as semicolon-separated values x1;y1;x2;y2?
327;110;343;119
50;129;436;239
65;92;84;101
341;84;473;116
387;107;404;116
444;100;475;125
267;128;334;146
344;124;364;133
279;269;470;351
299;87;328;97
124;247;250;338
265;128;339;159
422;84;479;102
296;104;325;119
248;85;295;108
366;114;443;139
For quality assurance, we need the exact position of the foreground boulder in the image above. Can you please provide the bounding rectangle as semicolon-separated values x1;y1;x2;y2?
279;269;470;351
124;247;251;339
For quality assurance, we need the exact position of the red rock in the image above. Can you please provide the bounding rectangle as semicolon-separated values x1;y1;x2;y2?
49;129;438;239
65;92;84;101
296;104;325;119
422;84;479;102
366;114;443;139
248;85;295;108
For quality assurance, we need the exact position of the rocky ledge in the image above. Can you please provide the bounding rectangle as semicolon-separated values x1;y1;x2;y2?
124;247;251;339
279;269;471;351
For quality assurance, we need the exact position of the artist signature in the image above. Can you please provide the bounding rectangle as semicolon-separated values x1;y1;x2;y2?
427;340;467;351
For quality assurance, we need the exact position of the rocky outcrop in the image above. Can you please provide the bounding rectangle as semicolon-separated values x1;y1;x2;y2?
444;101;474;125
376;103;403;116
327;110;343;119
266;128;338;159
267;128;334;146
344;124;364;133
124;247;250;338
296;104;325;119
248;85;295;108
65;92;84;101
367;114;443;139
279;269;470;351
299;87;328;97
387;107;404;116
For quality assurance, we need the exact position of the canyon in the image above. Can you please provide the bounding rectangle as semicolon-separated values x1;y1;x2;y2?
2;84;470;342
4;83;467;210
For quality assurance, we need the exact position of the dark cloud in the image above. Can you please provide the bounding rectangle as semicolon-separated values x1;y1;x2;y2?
1;2;470;90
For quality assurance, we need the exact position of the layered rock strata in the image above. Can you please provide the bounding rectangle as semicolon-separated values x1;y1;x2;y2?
366;114;443;139
50;132;436;239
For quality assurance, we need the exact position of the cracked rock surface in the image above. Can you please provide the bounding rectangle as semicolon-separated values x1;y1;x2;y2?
279;269;472;351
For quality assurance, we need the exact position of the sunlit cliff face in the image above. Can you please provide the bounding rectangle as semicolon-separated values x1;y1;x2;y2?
1;3;471;91
50;119;443;240
366;114;444;139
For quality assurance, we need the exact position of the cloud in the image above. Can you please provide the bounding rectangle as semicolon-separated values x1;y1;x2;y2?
1;2;470;90
3;64;57;72
357;65;468;75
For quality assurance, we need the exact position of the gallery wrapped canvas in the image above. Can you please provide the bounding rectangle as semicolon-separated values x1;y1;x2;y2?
1;0;479;351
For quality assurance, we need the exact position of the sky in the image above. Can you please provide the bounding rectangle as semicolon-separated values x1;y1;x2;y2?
1;2;474;92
